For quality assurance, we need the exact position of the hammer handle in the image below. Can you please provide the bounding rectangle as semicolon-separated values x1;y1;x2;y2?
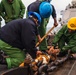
36;26;55;47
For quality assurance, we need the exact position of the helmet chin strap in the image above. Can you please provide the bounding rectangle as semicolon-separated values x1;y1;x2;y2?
33;18;39;26
30;16;39;26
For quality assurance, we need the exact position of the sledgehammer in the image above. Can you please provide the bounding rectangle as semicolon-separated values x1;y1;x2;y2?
36;26;55;47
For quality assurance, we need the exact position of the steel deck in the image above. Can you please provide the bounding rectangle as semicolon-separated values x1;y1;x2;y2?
0;60;76;75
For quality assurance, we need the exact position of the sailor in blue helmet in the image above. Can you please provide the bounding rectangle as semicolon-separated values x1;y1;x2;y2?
27;0;58;52
0;12;42;68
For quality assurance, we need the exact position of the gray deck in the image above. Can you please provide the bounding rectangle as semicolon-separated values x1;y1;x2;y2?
49;60;76;75
0;60;76;75
0;65;8;75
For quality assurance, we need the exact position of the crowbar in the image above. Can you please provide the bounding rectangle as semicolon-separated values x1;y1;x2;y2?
36;26;55;47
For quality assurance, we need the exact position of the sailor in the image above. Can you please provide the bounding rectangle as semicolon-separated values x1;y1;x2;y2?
27;0;58;52
0;12;42;69
0;0;25;24
48;17;76;56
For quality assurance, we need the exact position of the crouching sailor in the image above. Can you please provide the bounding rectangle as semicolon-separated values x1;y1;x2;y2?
0;12;42;69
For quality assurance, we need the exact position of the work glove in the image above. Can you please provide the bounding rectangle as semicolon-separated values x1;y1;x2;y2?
54;22;58;27
36;50;42;56
46;46;60;55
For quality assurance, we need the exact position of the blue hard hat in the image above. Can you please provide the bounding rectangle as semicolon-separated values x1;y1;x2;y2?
39;2;53;18
28;11;41;25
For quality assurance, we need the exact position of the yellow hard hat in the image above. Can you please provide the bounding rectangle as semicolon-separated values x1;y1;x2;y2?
67;17;76;30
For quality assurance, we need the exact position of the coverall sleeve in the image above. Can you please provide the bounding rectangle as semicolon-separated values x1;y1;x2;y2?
62;35;76;52
19;0;25;18
52;25;67;46
51;5;56;18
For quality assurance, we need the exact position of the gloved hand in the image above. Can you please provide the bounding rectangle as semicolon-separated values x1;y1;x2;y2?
46;46;54;54
46;46;60;55
54;22;58;27
36;50;42;56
